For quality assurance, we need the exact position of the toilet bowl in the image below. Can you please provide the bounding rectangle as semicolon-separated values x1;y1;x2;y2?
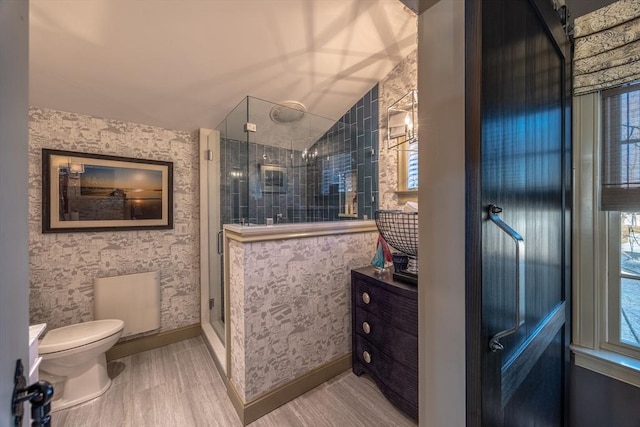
39;319;124;412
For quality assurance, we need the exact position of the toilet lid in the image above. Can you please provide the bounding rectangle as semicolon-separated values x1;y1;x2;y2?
39;319;124;354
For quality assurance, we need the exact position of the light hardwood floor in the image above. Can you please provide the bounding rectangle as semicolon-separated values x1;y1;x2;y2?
53;337;417;426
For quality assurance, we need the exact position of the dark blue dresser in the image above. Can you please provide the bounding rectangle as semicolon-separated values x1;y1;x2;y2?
351;266;418;421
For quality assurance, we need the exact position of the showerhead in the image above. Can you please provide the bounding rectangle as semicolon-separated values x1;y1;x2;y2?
270;101;307;124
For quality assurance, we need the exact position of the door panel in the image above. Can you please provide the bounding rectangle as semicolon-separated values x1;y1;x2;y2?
504;331;564;427
466;0;571;425
1;1;30;425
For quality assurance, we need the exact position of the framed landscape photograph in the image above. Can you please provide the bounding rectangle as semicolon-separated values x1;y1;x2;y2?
42;149;173;233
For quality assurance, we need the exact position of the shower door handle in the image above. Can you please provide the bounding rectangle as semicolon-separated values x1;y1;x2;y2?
487;205;525;352
217;230;223;255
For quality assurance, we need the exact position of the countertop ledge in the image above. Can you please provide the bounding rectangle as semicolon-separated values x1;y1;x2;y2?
29;323;46;346
224;220;377;242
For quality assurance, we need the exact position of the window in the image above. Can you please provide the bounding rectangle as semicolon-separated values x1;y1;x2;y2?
573;87;640;387
407;141;419;190
602;85;640;358
601;84;640;210
397;143;418;200
618;213;640;348
606;212;640;358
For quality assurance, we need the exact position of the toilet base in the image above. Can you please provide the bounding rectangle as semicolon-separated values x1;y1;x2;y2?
51;377;112;412
41;353;113;412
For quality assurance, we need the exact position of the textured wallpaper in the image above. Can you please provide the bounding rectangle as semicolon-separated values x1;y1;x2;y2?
228;231;378;402
378;49;417;210
228;239;246;399
28;107;200;336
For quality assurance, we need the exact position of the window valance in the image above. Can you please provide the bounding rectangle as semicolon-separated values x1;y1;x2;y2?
574;0;640;96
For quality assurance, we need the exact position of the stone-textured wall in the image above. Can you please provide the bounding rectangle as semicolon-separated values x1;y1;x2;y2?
228;231;378;402
28;107;200;336
228;239;246;398
379;49;418;209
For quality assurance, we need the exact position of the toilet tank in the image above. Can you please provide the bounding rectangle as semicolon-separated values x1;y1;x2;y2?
94;271;161;338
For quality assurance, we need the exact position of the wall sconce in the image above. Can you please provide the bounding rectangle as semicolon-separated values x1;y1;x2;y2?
230;169;243;178
302;148;318;162
387;89;418;150
405;113;414;140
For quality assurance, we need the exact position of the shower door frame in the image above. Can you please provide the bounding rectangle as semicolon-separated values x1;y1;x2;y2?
199;128;227;373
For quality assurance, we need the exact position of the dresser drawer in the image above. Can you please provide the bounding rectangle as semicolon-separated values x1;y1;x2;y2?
354;307;418;370
353;277;418;335
354;335;418;405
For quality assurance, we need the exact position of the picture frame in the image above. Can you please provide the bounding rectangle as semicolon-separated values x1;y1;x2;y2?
42;149;173;233
261;164;287;193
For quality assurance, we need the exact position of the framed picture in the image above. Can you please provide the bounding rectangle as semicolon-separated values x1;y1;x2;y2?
261;164;287;193
42;149;173;233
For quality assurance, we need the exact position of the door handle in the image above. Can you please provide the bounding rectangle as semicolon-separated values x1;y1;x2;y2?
487;205;525;352
11;359;54;426
217;230;223;255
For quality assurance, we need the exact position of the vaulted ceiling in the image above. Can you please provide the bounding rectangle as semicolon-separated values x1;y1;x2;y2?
29;0;417;132
30;0;617;134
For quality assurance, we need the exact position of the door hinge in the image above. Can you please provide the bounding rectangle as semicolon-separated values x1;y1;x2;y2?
209;298;214;310
205;150;213;161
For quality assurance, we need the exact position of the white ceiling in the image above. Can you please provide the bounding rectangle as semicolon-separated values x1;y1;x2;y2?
29;0;417;132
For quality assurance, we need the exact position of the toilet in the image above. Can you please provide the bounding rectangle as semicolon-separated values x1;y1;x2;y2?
39;319;124;411
38;270;161;412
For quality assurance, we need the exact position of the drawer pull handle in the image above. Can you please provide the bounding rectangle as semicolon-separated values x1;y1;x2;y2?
362;322;371;334
363;351;372;364
362;292;371;304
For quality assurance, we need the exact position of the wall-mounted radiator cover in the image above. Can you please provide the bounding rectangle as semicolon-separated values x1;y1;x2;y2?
94;271;161;337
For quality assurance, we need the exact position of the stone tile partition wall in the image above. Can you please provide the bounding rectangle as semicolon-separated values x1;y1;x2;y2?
228;230;378;402
378;49;417;210
28;107;200;335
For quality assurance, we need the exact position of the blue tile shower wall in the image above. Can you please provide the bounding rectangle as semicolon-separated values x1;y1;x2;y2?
220;139;308;225
219;84;378;225
306;84;379;221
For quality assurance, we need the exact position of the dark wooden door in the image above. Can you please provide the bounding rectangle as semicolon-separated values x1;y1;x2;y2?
466;0;572;425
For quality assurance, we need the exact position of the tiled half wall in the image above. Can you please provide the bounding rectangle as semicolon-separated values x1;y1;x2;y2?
228;231;378;402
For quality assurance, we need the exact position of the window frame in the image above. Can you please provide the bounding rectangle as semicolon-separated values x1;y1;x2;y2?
572;92;640;387
603;212;640;360
396;142;418;203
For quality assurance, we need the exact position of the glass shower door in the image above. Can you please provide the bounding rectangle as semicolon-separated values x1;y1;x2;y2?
200;128;225;347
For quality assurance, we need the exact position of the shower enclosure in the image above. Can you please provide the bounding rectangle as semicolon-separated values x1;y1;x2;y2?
201;94;379;367
217;96;377;225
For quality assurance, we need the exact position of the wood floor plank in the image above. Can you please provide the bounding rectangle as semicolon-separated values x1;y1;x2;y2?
329;372;417;426
52;337;417;427
185;383;242;427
